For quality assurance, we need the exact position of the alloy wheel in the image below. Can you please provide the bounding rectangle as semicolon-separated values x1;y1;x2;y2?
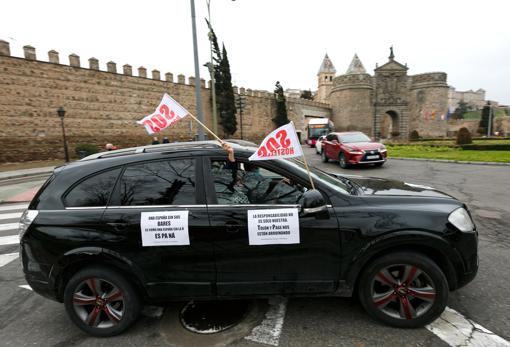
371;264;436;320
72;277;125;328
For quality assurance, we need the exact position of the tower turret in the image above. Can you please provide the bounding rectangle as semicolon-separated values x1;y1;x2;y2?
329;54;374;134
316;54;336;102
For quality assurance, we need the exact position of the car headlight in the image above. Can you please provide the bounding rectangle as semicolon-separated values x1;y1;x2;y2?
345;146;363;154
379;145;387;152
448;208;475;232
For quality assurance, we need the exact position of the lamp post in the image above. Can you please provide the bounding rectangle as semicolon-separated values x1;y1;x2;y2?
189;0;205;140
235;93;246;139
57;107;69;162
206;0;218;135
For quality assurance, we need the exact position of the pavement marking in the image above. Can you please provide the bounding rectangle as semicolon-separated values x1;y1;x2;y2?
0;203;28;211
0;234;19;245
0;223;19;232
245;297;287;346
427;306;510;347
0;212;22;220
19;285;33;291
0;252;18;267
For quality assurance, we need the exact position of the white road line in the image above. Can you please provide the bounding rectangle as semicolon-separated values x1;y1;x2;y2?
0;223;19;232
245;297;287;346
427;306;510;347
0;203;28;212
0;252;19;267
19;285;33;291
0;212;22;220
0;235;19;245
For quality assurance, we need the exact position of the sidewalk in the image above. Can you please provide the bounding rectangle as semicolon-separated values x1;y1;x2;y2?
0;166;55;204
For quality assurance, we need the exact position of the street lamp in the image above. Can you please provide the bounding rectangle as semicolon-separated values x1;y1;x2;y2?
57;106;70;162
235;93;247;139
189;0;205;140
206;0;218;135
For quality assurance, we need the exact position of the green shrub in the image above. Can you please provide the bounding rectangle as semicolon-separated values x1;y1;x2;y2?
456;127;472;145
75;143;99;158
409;130;420;141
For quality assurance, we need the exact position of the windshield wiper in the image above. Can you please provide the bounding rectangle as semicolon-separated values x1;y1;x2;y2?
334;175;360;195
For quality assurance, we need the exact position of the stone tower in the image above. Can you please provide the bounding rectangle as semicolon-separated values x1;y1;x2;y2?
329;54;374;135
316;54;336;102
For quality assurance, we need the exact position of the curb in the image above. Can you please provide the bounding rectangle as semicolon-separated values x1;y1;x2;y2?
0;167;55;182
390;157;510;166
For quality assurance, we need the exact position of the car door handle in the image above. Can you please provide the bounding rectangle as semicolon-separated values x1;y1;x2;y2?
225;222;240;233
107;222;128;231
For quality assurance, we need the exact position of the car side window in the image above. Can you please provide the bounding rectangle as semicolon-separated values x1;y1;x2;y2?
65;168;121;207
326;134;335;141
210;160;306;205
119;159;195;206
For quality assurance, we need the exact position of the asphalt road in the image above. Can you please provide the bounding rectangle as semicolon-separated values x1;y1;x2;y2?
0;149;509;347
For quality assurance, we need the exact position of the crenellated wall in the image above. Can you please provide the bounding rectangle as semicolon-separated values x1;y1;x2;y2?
0;40;331;162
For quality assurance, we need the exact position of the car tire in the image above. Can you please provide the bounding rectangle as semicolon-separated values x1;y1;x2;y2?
321;151;329;163
339;153;349;169
358;252;448;328
374;162;384;167
64;267;141;337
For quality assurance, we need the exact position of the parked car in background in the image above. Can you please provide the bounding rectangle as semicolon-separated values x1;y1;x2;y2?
315;135;326;154
321;131;387;168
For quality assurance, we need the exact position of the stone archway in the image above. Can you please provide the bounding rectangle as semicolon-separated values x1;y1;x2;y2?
379;110;400;139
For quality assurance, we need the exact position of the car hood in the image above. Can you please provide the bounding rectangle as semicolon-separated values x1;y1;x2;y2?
330;173;454;198
343;142;382;151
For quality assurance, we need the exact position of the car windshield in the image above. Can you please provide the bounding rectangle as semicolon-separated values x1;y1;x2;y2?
284;158;351;195
340;133;371;143
309;127;328;137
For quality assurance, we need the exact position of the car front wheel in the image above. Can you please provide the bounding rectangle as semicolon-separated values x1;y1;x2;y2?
321;150;329;163
358;252;448;328
339;153;349;169
64;267;141;337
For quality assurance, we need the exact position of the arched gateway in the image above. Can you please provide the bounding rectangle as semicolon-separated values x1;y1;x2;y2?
325;48;449;139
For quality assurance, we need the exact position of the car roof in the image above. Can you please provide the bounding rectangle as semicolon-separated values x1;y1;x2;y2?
80;140;256;161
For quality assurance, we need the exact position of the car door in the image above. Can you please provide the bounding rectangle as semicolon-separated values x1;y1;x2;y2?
204;156;341;296
101;156;215;299
324;134;338;160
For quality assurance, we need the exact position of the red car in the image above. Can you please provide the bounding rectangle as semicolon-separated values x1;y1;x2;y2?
321;132;387;168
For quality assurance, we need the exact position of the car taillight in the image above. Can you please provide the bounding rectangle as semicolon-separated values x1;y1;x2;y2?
19;210;38;240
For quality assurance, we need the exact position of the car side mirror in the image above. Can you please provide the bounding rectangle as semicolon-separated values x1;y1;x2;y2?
300;189;328;216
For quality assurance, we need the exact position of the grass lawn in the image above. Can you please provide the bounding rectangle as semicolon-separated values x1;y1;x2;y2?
397;139;510;146
387;145;510;163
462;108;506;119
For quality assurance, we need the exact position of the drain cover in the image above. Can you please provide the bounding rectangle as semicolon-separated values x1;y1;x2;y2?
180;300;251;334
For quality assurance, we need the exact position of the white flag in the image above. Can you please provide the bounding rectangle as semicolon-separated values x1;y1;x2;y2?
249;122;303;161
137;93;190;134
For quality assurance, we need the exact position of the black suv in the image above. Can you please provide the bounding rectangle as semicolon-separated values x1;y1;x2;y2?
20;141;478;336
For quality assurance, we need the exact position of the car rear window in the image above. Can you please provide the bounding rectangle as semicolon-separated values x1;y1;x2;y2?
64;168;121;207
119;159;196;206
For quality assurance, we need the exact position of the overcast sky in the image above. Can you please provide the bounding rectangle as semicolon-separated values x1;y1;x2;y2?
2;0;509;104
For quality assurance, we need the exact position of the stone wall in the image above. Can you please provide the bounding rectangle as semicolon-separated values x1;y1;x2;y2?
0;40;331;163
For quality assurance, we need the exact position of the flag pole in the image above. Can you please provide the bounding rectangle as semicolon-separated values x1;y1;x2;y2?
186;112;223;143
289;121;316;190
301;153;316;190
